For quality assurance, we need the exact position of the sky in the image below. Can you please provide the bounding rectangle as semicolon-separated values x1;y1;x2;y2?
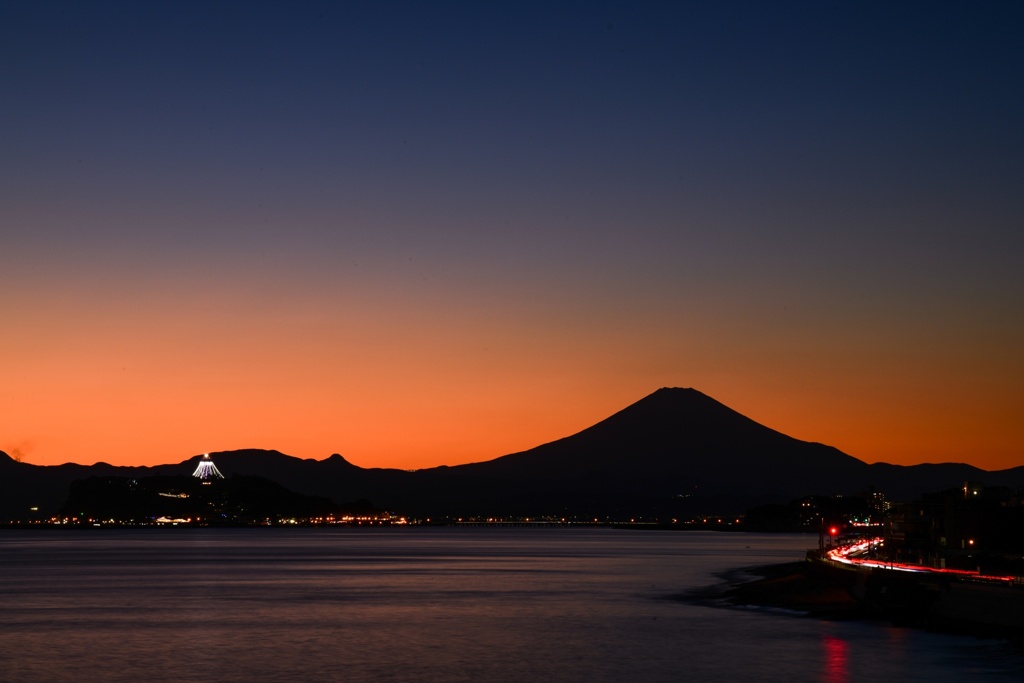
2;1;1022;471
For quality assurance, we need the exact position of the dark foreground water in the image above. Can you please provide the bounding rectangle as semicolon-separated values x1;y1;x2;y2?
1;529;1022;683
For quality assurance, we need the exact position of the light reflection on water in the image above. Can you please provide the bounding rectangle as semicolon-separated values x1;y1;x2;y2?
822;632;850;683
1;528;1022;683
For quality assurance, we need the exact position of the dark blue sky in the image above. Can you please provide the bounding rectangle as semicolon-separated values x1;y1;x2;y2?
2;1;1023;468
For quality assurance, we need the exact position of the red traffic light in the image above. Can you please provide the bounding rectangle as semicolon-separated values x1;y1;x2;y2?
829;526;839;536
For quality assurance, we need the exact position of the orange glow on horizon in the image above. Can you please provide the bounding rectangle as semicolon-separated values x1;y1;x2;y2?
3;263;1022;472
5;374;1023;471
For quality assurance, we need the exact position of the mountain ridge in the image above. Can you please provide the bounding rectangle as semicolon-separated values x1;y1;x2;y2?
3;388;1021;519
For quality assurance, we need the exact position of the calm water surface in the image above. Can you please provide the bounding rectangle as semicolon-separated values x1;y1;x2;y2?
1;528;1022;682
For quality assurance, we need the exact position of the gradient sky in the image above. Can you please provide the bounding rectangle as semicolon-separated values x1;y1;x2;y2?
2;1;1022;471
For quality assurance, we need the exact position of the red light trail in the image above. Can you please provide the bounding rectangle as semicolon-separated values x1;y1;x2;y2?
825;538;1018;584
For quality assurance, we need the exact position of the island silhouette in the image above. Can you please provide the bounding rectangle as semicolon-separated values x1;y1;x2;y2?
3;388;1023;521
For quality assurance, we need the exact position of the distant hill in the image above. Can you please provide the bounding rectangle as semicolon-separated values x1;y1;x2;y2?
60;474;345;523
3;388;1023;520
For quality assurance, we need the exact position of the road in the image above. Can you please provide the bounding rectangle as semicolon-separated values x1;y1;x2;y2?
825;537;1017;584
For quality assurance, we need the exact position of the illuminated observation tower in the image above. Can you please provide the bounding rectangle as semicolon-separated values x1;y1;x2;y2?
192;453;224;480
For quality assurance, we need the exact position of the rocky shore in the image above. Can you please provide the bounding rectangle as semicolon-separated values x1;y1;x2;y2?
682;560;862;619
683;559;1024;646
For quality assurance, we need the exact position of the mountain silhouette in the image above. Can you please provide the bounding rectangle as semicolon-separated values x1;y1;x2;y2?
436;388;869;515
3;388;1022;520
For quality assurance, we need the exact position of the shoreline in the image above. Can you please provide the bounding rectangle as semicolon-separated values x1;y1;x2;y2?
683;559;1024;646
679;560;862;620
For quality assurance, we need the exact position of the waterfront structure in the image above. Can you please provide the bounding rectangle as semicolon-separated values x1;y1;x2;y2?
886;482;1024;574
192;453;224;480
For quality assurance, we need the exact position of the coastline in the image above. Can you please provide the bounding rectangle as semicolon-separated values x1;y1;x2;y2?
680;560;861;620
685;558;1024;646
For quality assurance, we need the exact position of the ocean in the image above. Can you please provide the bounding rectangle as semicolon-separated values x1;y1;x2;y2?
1;528;1021;682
